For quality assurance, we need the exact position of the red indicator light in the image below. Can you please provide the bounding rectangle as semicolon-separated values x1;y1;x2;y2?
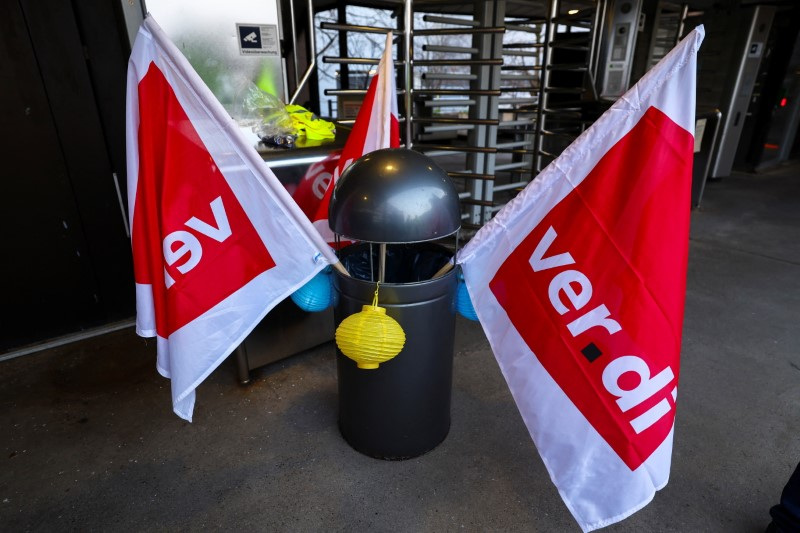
780;97;787;107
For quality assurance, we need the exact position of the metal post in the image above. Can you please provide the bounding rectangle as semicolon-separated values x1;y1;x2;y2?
369;242;375;282
485;0;504;224
404;0;414;148
338;4;349;93
678;3;689;40
288;0;300;89
289;0;317;105
466;1;491;227
589;0;608;82
535;0;558;174
378;243;387;282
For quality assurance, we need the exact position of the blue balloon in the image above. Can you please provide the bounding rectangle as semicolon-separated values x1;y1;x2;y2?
455;275;479;321
291;267;337;312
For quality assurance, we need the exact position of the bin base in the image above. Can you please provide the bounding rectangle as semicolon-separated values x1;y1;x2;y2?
338;420;451;461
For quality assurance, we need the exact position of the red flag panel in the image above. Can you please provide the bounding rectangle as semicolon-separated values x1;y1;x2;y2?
489;106;693;470
292;32;399;246
132;63;276;338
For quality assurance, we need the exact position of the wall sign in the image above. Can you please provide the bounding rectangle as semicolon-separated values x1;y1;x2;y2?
236;23;279;56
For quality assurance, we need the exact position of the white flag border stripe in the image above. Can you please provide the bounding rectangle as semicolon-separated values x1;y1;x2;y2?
134;282;156;337
155;261;325;420
128;17;333;340
133;18;339;268
458;27;703;268
125;34;144;237
127;16;335;421
365;32;398;153
128;20;332;339
458;26;703;531
461;252;674;531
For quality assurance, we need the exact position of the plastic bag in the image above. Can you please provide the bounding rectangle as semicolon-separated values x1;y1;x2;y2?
241;85;296;146
239;84;336;147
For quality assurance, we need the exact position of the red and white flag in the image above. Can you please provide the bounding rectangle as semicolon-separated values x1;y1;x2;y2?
458;27;704;531
126;16;339;422
292;32;400;244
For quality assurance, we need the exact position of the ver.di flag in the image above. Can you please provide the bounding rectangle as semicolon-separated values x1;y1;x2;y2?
457;27;704;531
292;31;400;244
126;16;340;422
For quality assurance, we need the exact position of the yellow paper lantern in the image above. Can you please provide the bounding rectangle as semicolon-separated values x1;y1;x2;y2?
335;284;405;370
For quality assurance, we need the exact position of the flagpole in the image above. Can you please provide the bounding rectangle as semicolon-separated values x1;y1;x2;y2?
431;261;454;279
142;17;348;277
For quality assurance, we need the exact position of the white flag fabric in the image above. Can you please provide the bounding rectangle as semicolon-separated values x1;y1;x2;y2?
292;31;400;245
458;27;704;531
126;16;339;422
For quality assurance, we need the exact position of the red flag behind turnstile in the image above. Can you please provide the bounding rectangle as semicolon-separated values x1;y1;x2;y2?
292;32;400;245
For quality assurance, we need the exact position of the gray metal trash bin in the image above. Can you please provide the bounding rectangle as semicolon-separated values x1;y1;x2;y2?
329;148;461;459
335;244;457;459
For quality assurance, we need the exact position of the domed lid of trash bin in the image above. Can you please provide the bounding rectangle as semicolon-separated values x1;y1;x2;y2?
329;148;461;243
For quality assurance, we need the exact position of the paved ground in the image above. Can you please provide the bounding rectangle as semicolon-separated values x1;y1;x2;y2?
1;163;799;532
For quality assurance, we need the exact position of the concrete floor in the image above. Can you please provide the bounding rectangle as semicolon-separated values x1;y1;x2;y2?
2;163;799;532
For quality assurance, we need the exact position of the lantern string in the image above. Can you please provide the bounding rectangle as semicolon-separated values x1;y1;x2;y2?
372;282;380;309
